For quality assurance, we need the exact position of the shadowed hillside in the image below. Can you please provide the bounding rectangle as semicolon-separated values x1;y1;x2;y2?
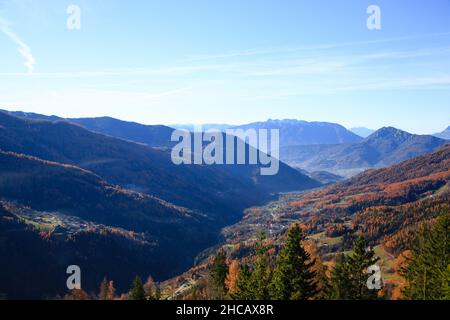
0;111;319;223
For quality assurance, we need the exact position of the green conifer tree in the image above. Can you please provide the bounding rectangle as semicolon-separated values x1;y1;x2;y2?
231;264;253;300
329;254;352;299
208;250;228;299
129;276;146;300
346;236;380;300
249;230;272;300
270;224;317;300
329;237;380;300
401;210;449;300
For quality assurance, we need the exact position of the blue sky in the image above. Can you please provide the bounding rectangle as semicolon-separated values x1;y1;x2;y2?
0;0;449;133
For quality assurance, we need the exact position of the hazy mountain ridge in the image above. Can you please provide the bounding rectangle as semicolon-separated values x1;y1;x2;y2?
1;110;175;147
434;126;450;140
280;127;448;176
2;111;363;147
69;117;175;148
233;119;363;146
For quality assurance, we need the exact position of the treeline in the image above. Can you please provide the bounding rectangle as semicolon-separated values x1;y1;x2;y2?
205;224;382;300
204;209;449;301
63;275;162;300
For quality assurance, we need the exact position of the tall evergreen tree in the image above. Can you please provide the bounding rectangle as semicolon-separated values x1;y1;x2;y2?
304;241;332;300
208;250;228;299
346;236;380;300
401;211;449;300
249;230;272;300
231;264;253;300
129;276;146;300
330;237;380;300
329;254;352;299
270;224;317;300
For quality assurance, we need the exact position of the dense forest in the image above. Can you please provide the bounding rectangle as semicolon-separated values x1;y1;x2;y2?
150;145;450;301
59;210;449;300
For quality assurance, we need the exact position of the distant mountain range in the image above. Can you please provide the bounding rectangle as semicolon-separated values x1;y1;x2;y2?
350;127;375;138
3;112;362;147
434;126;450;140
233;119;362;147
171;119;362;147
3;109;447;178
281;127;448;177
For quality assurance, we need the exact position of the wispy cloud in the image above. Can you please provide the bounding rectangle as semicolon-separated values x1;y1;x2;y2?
246;75;450;101
185;32;450;62
0;17;35;74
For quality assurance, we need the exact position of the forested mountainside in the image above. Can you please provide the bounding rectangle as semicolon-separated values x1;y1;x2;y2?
0;111;318;220
0;203;184;299
0;151;219;298
162;145;449;300
230;144;449;249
